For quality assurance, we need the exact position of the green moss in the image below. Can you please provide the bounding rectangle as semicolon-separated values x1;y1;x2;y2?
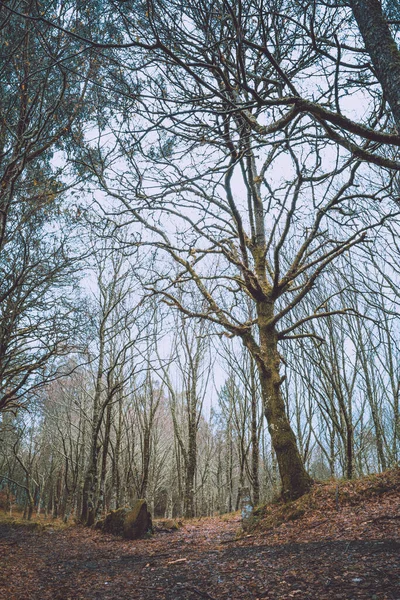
123;500;152;540
100;508;129;536
154;518;181;531
124;500;146;527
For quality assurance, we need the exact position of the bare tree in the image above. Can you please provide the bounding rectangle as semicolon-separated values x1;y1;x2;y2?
0;0;93;413
159;312;211;517
80;234;146;525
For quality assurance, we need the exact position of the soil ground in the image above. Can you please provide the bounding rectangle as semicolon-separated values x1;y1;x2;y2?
1;511;399;599
1;474;399;599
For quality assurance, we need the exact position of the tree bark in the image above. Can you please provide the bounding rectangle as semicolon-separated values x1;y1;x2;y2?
184;417;197;518
253;301;313;501
350;0;400;127
96;400;112;519
250;359;260;506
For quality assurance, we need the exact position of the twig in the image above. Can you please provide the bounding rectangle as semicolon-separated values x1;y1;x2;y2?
307;518;329;530
185;586;217;600
167;557;188;565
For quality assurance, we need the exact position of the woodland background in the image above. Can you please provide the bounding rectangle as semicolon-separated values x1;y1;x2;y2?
1;0;400;526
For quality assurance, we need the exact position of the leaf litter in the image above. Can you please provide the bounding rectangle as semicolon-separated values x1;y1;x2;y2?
0;469;399;599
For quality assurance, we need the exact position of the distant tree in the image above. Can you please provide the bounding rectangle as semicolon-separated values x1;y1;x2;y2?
159;312;211;518
80;236;144;526
220;340;263;506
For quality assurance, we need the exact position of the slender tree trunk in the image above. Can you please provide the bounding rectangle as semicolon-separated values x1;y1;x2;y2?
140;429;151;499
97;401;112;519
111;396;123;509
394;388;400;464
346;422;354;480
235;457;245;512
81;334;105;525
184;413;197;518
226;424;234;513
329;427;336;477
250;359;260;505
337;390;354;480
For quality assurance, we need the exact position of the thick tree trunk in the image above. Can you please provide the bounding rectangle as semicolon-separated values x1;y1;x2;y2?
184;452;196;518
255;302;313;501
235;457;245;512
350;0;400;127
25;490;34;521
81;328;105;526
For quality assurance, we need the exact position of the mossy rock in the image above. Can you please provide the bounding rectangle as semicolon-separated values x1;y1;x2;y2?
153;518;181;532
98;507;129;537
123;500;153;540
97;501;153;540
94;518;105;531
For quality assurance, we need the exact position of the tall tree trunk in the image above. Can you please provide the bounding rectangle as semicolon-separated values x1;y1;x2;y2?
329;427;336;477
81;442;99;526
97;401;112;519
254;302;313;500
350;0;400;127
346;422;354;480
250;359;260;505
111;394;123;509
139;429;151;500
184;419;197;518
81;328;105;525
226;425;234;513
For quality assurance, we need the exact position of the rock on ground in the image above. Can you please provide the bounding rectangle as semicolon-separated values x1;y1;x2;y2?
95;500;152;540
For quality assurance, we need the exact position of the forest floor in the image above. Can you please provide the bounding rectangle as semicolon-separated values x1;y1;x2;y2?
0;470;399;600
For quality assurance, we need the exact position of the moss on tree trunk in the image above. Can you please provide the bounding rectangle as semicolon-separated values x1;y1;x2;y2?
255;301;313;501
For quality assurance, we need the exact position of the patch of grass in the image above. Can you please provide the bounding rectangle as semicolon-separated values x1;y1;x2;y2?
220;511;240;522
0;511;74;532
153;518;182;532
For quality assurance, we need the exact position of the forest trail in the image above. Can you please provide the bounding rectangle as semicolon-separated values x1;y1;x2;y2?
0;489;399;600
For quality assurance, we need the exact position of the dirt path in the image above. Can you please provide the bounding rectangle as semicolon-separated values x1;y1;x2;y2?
0;513;399;600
